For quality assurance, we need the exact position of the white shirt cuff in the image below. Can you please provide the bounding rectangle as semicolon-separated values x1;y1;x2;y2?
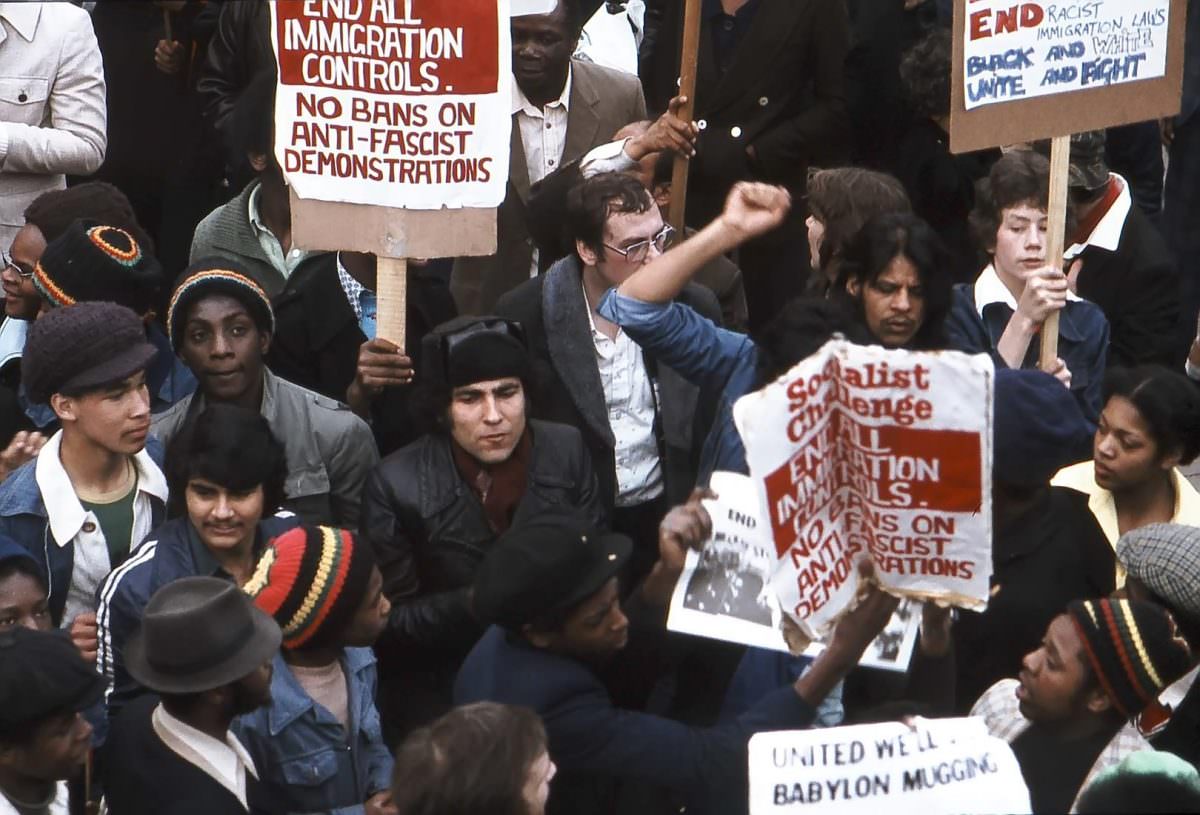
580;138;638;179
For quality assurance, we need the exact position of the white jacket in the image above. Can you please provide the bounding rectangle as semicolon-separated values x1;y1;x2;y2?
0;2;106;248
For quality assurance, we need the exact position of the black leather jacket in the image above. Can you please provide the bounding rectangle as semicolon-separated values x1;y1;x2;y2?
196;0;272;163
360;420;606;671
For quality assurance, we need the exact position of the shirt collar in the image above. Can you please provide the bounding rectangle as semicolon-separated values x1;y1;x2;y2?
152;703;259;805
0;3;41;41
246;182;269;239
336;253;369;323
511;65;572;117
34;432;169;547
1066;173;1131;256
973;262;1082;318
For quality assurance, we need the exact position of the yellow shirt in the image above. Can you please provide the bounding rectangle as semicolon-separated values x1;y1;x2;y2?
1051;461;1200;586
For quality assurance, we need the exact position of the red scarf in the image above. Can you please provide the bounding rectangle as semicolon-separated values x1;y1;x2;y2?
1072;177;1122;245
451;429;533;534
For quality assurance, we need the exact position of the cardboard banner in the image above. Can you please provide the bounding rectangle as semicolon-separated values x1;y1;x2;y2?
733;341;994;639
270;0;511;208
667;472;921;672
963;0;1170;110
748;718;1031;815
950;0;1187;153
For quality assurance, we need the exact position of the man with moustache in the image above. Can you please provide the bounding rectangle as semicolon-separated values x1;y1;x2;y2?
360;316;605;736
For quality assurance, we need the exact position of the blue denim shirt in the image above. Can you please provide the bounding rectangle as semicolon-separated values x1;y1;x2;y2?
597;290;759;484
233;648;393;815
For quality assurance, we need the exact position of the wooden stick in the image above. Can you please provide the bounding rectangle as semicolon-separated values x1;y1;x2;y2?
667;0;702;233
1038;134;1071;369
163;7;173;41
376;256;408;349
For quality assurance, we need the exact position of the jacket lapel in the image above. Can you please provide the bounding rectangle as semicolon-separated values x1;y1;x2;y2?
563;61;603;165
542;258;615;447
509;117;532;203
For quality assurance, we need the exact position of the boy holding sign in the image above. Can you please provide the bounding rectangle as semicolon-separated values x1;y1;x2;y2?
943;149;1109;421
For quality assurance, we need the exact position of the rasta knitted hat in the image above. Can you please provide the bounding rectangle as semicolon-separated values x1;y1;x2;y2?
167;259;275;351
34;220;163;316
1115;523;1200;626
243;525;376;650
1066;597;1195;719
22;301;158;404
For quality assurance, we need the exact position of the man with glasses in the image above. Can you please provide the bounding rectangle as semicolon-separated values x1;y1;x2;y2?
497;172;720;581
360;315;605;738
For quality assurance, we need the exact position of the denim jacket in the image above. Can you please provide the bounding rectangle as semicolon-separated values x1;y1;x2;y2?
233;648;393;815
597;289;758;484
0;432;166;625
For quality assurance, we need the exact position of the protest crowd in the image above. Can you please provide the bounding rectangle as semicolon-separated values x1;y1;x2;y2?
5;0;1200;813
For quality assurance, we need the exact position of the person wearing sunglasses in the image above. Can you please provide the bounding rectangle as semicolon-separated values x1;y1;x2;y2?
360;315;605;739
497;172;721;582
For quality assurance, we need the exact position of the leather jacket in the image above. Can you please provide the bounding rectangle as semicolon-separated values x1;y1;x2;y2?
360;420;606;725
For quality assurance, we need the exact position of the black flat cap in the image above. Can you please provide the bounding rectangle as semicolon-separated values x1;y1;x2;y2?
0;628;105;736
473;511;632;629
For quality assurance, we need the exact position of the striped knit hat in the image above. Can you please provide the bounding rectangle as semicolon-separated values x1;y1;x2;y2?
34;220;162;315
243;526;375;650
166;259;275;351
1067;598;1195;718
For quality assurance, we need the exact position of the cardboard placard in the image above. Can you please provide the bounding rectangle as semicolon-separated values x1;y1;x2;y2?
270;0;511;209
950;0;1187;153
748;719;1031;815
666;472;922;672
732;341;994;640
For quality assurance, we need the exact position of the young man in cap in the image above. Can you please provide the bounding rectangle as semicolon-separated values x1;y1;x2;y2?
496;172;721;579
1036;131;1178;368
360;315;605;736
97;404;298;721
0;302;168;663
971;597;1195;813
153;260;378;527
0;628;103;815
239;525;394;815
454;503;900;815
103;577;279;815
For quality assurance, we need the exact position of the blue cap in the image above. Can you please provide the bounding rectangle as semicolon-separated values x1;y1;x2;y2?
993;368;1094;486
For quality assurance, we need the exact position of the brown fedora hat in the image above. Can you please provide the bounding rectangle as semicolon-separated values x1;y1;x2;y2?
125;577;281;695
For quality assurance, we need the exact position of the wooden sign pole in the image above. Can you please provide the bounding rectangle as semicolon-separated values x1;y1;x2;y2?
376;257;408;348
1038;134;1071;370
667;0;702;233
163;7;173;41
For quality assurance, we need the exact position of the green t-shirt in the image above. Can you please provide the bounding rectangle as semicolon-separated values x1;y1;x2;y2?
81;475;138;568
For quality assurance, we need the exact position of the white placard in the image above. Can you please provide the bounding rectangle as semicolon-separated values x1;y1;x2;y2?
271;0;512;208
748;718;1031;815
733;341;994;640
962;0;1170;110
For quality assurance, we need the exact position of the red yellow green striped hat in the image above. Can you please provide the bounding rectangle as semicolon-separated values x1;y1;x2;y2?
244;525;375;650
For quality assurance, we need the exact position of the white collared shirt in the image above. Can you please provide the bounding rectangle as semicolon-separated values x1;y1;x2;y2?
152;704;258;810
511;67;572;188
1064;173;1132;258
583;283;663;506
35;431;169;626
972;263;1082;318
247;184;311;280
0;781;67;815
